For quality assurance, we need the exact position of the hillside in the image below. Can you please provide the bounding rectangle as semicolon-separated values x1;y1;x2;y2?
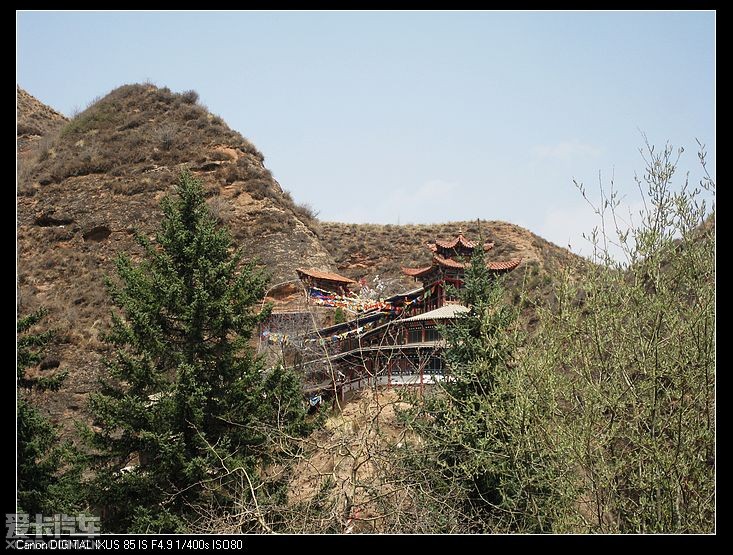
17;84;335;428
16;84;583;434
17;86;67;143
15;79;713;534
320;219;583;295
17;86;68;178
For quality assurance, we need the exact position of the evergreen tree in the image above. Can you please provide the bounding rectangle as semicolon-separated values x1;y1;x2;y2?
17;310;83;515
411;242;567;532
87;171;308;532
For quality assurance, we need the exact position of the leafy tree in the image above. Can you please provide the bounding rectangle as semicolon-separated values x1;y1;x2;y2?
409;243;569;532
535;140;716;532
17;310;83;515
406;141;714;534
87;171;309;532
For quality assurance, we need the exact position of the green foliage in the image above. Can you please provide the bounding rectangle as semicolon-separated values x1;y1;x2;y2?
410;245;570;532
534;140;716;532
17;310;84;515
262;365;312;439
17;310;52;385
404;141;714;534
333;307;346;325
87;171;310;532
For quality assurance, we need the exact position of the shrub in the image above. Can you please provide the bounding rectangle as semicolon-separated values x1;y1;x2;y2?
156;124;177;151
245;178;272;200
292;202;319;222
111;177;160;196
181;106;201;121
207;195;232;225
521;141;715;532
180;89;199;104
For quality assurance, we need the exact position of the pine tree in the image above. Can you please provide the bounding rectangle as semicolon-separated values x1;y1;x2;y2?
412;242;566;532
87;171;308;532
17;309;83;516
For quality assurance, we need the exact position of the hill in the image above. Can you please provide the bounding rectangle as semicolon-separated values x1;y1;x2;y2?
320;219;583;295
17;86;68;178
17;84;335;428
17;86;67;143
16;84;583;433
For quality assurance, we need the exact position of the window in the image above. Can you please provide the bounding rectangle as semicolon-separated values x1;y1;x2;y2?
408;328;422;343
424;327;441;342
426;356;445;375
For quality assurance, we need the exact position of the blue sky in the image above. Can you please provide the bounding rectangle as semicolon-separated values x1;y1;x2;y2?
17;11;715;257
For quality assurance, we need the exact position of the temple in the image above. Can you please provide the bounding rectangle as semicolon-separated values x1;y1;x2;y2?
296;267;357;297
402;232;521;310
266;231;522;398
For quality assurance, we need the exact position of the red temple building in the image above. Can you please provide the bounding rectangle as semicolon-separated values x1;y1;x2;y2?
295;232;521;395
296;267;357;297
402;233;521;310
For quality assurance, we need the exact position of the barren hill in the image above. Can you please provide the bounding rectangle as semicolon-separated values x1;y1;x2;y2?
17;86;68;174
17;84;335;426
17;86;67;142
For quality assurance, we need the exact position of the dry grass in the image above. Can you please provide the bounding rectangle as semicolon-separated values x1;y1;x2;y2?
284;388;420;532
17;86;67;138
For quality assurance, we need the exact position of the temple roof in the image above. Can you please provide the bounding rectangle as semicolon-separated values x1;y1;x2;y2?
434;255;522;271
296;268;357;285
402;304;470;322
487;259;522;271
435;233;476;249
402;265;433;277
428;238;494;253
433;254;464;268
384;285;428;302
402;256;522;276
402;232;521;278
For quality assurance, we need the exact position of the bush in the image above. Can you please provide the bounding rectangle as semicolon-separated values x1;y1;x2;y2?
207;195;232;224
245;178;272;200
111;177;161;196
156;124;177;150
292;202;319;222
522;140;715;532
180;90;199;104
181;106;201;121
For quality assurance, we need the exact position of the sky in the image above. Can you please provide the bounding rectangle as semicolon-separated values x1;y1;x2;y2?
17;11;715;258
